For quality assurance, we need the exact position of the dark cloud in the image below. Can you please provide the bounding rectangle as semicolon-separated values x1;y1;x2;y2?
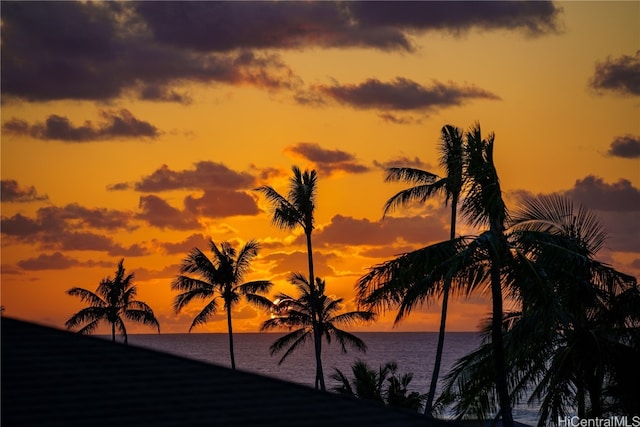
2;110;159;141
595;211;640;253
106;182;131;192
136;1;561;53
347;1;562;36
184;189;260;218
377;113;423;125
589;51;640;96
17;252;78;271
136;195;200;230
607;135;640;159
1;203;146;256
564;175;640;212
1;180;48;202
1;2;301;102
157;233;211;255
373;156;431;170
261;250;337;279
1;1;560;103
1;204;135;237
312;214;449;247
316;78;500;111
133;161;256;192
284;142;370;176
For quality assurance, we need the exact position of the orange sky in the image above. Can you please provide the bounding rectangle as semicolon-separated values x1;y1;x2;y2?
1;1;639;334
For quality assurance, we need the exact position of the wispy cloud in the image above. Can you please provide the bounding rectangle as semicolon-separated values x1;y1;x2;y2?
589;51;640;96
1;180;48;202
315;78;500;112
2;110;159;141
284;142;370;176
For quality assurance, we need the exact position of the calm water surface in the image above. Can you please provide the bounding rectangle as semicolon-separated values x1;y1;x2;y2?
126;332;539;425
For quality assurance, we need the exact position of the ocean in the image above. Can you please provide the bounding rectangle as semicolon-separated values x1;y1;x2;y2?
125;332;540;425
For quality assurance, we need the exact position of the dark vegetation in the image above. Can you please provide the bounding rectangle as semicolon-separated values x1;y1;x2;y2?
64;123;639;426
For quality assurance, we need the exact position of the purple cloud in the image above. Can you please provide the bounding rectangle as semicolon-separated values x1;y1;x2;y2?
316;78;500;112
284;142;370;176
607;135;640;159
2;110;159;142
1;180;48;202
590;51;640;96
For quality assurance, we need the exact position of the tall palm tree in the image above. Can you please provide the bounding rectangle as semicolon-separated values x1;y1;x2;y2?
437;195;639;425
172;239;272;370
461;123;514;426
66;259;159;343
383;124;464;415
261;273;375;390
255;166;327;388
358;123;518;426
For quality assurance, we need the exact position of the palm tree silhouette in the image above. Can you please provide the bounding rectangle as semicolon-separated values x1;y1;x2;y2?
255;166;328;388
261;273;375;390
438;195;639;425
358;123;518;426
383;124;464;415
331;359;427;411
172;239;272;370
66;258;159;343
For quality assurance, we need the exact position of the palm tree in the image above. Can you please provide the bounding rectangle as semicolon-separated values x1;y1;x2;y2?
383;124;464;415
66;259;159;343
332;359;391;404
261;273;375;390
461;123;514;426
437;195;639;425
332;359;427;411
172;239;272;370
255;166;327;388
358;123;518;426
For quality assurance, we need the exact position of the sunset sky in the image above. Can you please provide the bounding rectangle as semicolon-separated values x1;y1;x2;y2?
2;1;639;335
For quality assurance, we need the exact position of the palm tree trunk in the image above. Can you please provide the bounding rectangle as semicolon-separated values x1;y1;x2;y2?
226;305;236;370
305;229;325;391
111;322;116;342
424;278;450;414
314;331;326;391
424;200;457;415
490;257;514;427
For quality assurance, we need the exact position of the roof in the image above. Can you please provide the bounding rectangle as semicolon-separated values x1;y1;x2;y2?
1;317;453;427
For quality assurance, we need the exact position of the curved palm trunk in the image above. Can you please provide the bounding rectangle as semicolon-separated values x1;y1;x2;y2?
226;304;236;370
305;229;325;391
490;246;514;427
306;229;326;391
424;199;457;415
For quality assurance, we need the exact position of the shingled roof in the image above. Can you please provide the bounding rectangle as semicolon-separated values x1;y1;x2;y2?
2;317;454;427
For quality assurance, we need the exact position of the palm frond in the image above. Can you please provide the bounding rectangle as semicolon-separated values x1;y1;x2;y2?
189;298;219;332
245;294;276;311
233;240;260;279
329;327;369;354
67;287;107;307
236;280;273;295
65;306;107;330
383;178;447;217
268;328;312;364
254;185;302;230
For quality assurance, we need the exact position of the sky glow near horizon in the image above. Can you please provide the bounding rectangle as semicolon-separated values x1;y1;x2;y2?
1;1;639;334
